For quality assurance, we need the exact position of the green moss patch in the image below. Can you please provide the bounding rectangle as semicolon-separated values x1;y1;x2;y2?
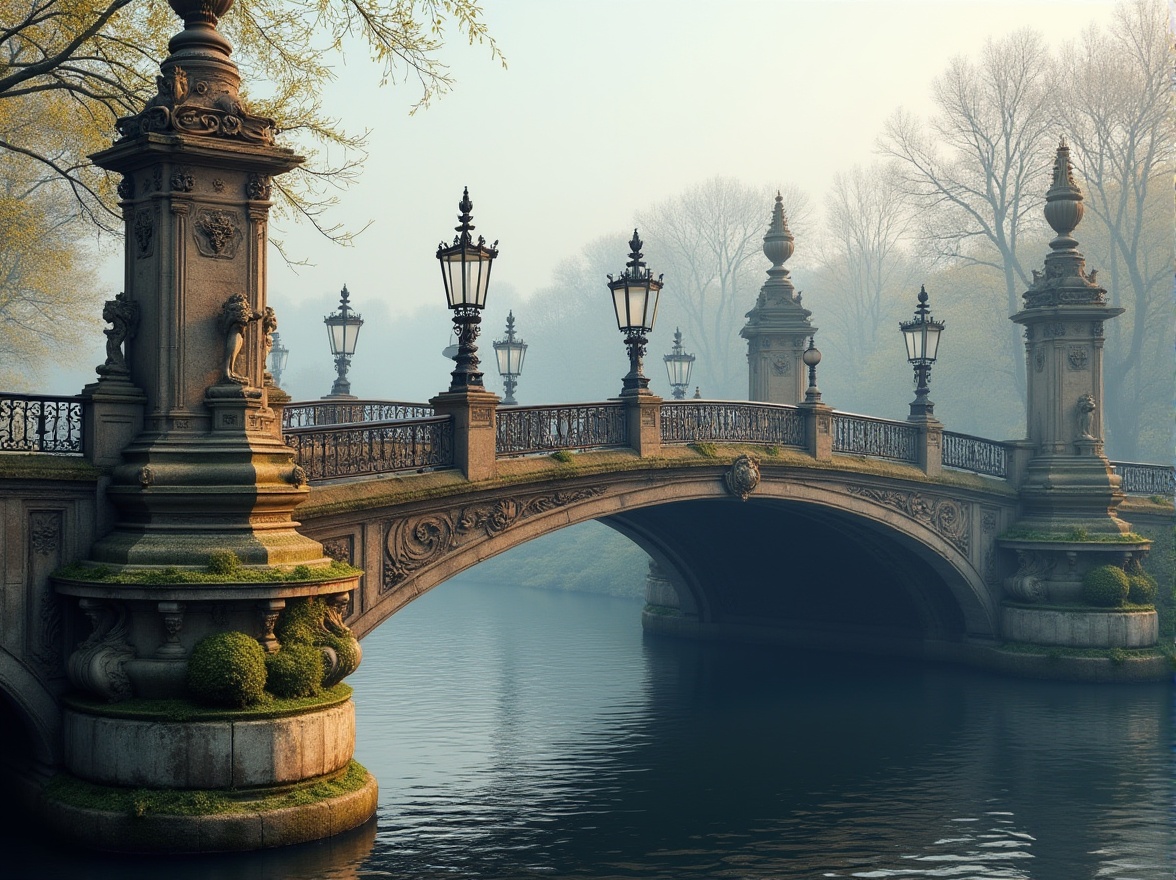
43;760;371;818
995;642;1166;662
63;683;351;722
55;557;360;586
999;528;1147;544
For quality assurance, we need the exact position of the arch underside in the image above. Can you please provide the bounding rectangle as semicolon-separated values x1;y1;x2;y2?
344;471;1001;652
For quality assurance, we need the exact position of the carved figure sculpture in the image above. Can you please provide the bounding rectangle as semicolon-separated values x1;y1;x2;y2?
67;599;135;701
218;293;261;384
1077;393;1096;440
97;291;140;375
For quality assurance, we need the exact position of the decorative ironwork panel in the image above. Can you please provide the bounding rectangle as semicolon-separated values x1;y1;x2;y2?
282;400;434;429
832;413;917;463
1111;461;1175;497
942;432;1009;478
286;417;453;481
0;394;84;454
496;404;628;455
660;402;804;447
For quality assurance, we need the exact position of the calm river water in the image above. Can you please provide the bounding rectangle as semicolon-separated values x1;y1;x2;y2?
8;575;1174;879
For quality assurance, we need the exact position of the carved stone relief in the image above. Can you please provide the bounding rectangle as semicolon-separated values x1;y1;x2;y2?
384;487;606;590
1005;550;1052;602
246;174;272;200
194;209;243;258
67;599;135;701
724;455;760;501
170;167;194;192
846;486;970;554
97;291;140;377
321;535;354;565
133;211;153;258
1067;347;1089;370
771;356;790;376
28;511;63;673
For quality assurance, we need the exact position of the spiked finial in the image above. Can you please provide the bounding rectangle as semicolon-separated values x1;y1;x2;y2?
1044;138;1084;239
626;230;646;275
763;192;795;268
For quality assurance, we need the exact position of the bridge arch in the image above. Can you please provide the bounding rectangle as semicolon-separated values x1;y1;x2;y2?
327;467;1001;653
0;647;62;769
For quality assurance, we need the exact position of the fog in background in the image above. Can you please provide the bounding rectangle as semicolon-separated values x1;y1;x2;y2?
30;1;1171;460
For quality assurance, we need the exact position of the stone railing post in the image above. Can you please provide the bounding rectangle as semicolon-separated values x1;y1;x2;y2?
800;402;833;462
1004;440;1034;490
622;393;662;457
80;378;146;470
912;417;943;477
430;389;499;481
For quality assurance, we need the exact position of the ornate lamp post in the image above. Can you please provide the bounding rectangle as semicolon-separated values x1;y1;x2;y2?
268;331;289;387
663;327;695;400
437;187;498;391
492;311;527;406
607;230;664;396
899;284;945;419
323;285;363;398
802;336;822;403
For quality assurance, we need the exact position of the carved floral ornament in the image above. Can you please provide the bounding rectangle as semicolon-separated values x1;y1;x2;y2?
115;65;276;145
383;487;606;590
194;209;242;258
724;455;761;501
846;485;970;554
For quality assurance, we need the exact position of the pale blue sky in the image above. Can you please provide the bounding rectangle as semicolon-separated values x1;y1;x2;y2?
76;0;1123;396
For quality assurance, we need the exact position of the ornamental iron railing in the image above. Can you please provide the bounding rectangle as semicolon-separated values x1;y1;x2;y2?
1110;461;1175;498
832;413;918;464
942;431;1009;479
497;403;628;455
660;401;805;447
285;417;452;481
282;400;433;429
0;393;84;455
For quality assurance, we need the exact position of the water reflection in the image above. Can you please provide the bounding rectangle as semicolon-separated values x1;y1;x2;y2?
3;577;1171;878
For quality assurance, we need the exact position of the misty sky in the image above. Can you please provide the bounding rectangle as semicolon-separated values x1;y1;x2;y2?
65;0;1123;399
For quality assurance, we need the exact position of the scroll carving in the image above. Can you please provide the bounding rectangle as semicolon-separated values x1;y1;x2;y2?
1005;550;1052;602
383;486;606;590
846;486;971;554
67;599;135;701
133;211;153;258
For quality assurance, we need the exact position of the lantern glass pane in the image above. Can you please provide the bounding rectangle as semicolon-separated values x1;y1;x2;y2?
903;326;920;361
511;344;526;375
611;284;630;331
924;324;942;361
495;344;511;376
646;286;660;332
626;284;652;331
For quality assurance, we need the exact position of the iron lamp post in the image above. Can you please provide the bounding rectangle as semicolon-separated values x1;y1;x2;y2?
492;311;527;406
802;337;822;403
899;284;945;419
323;285;363;398
663;327;695;400
269;331;289;387
607;229;664;396
437;187;498;392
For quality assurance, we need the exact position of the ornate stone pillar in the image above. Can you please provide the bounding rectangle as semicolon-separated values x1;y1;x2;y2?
740;194;817;404
48;0;374;851
997;140;1153;658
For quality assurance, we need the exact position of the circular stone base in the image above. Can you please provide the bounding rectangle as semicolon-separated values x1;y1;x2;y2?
1001;604;1158;648
39;768;378;853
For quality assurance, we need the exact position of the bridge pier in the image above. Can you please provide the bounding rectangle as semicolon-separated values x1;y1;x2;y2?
24;0;377;851
996;141;1155;660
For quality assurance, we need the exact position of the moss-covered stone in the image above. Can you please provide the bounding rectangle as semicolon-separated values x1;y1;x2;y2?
186;631;267;708
264;644;324;698
275;598;361;686
1081;565;1130;608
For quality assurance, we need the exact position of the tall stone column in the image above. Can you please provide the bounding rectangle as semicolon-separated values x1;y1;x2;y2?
47;0;375;852
740;194;817;404
998;141;1153;659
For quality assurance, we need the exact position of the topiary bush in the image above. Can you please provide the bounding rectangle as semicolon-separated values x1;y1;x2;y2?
1125;560;1158;606
275;597;362;687
186;631;267;708
1081;565;1129;608
264;644;324;698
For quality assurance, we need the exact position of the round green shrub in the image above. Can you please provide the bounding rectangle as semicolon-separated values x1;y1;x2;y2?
186;631;267;708
1081;565;1129;608
264;644;324;698
1127;571;1158;605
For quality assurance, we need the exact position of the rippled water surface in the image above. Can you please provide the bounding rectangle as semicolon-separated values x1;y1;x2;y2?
8;576;1174;879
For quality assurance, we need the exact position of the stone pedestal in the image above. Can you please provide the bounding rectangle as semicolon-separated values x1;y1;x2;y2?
621;391;662;457
911;416;943;477
800;401;833;462
431;388;500;481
